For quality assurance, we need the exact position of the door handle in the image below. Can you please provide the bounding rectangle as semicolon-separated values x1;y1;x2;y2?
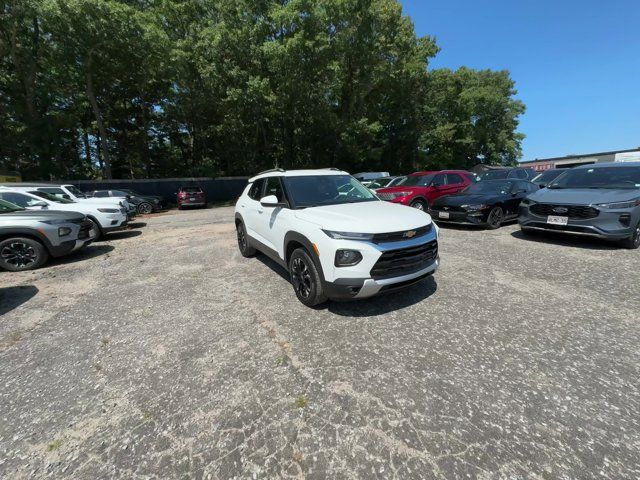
258;208;264;214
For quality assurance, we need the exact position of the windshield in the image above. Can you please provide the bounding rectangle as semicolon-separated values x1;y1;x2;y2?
548;166;640;190
479;170;509;180
284;175;378;208
388;176;406;187
30;191;75;203
532;170;564;184
463;181;514;195
402;174;434;187
0;199;24;213
66;185;86;198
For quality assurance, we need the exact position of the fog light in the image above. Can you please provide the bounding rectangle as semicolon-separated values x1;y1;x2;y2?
619;213;631;226
58;227;72;237
335;249;362;267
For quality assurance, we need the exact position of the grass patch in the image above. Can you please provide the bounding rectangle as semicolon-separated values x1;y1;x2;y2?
47;439;64;451
294;395;308;409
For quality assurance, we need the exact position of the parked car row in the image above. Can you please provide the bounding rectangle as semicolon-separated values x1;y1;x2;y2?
236;162;640;307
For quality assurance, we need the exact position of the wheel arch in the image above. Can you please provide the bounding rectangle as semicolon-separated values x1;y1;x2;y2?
0;229;51;254
283;231;325;279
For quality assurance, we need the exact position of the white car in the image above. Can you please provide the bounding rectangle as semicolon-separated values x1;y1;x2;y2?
0;187;128;239
234;169;439;306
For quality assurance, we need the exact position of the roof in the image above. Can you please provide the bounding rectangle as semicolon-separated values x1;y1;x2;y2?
520;147;640;164
574;161;640;169
249;169;348;182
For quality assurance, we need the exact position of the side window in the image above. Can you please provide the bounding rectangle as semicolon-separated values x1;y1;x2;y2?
0;192;36;207
248;179;265;200
510;169;528;180
93;191;109;198
446;173;464;185
432;173;446;186
112;190;128;196
264;177;285;203
38;187;68;199
527;182;538;192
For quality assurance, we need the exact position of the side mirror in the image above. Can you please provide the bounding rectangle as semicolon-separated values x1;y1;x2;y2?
260;195;283;207
30;201;48;208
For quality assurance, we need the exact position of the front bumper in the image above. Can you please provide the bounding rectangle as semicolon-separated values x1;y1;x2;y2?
518;205;637;240
429;209;488;225
103;218;129;233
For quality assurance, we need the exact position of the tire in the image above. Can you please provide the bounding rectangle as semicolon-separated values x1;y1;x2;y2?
410;198;428;211
0;237;49;272
486;206;504;229
138;202;153;215
288;248;327;307
236;222;256;257
621;221;640;249
86;217;102;240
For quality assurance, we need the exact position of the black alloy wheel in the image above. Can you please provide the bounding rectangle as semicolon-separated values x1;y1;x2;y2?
236;223;255;257
622;221;640;249
0;238;48;271
138;202;153;214
486;206;504;229
288;248;327;307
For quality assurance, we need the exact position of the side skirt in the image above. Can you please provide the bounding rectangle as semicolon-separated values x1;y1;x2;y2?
247;235;287;269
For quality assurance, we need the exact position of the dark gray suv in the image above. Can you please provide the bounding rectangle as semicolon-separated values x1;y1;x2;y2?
518;162;640;248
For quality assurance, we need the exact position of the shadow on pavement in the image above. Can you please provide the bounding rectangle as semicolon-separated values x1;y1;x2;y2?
99;230;143;241
511;229;620;250
256;253;438;317
48;244;115;267
127;222;147;229
0;285;38;316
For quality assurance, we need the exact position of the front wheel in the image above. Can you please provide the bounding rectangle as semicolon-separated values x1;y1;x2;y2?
621;221;640;249
486;206;504;229
289;248;327;307
0;237;49;271
410;199;428;211
138;202;153;214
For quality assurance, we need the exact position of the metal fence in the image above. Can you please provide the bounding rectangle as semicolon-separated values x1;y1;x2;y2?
63;177;249;204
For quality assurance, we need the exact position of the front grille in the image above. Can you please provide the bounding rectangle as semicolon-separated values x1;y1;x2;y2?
370;240;438;279
377;193;395;201
530;203;599;219
371;224;432;243
78;220;92;240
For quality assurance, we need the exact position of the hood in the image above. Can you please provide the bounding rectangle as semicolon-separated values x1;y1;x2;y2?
0;209;85;222
433;193;505;206
529;188;640;205
293;200;431;233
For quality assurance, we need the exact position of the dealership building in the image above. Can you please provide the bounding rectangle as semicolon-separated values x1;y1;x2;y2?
520;147;640;171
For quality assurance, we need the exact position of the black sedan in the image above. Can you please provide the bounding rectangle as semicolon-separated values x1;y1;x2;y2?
429;179;539;229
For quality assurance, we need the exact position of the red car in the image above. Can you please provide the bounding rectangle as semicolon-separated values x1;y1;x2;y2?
375;170;475;210
177;186;207;209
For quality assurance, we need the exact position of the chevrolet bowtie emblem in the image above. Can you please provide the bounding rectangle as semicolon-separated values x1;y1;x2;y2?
404;230;417;238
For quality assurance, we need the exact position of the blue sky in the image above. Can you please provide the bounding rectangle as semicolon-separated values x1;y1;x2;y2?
400;0;640;161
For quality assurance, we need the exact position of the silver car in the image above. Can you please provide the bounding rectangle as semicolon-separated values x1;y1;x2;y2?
0;200;95;271
518;162;640;249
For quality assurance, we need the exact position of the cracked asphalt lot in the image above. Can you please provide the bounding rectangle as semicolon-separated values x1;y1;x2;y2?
1;207;639;479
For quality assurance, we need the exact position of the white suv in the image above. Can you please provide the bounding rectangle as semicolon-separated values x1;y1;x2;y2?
234;169;439;306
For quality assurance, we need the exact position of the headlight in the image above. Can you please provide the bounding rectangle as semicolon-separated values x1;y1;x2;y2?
58;227;72;237
391;191;412;199
97;208;119;213
334;249;363;267
596;200;640;209
322;230;374;241
461;204;488;211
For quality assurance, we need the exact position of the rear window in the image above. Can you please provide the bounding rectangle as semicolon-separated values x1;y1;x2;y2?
180;187;202;193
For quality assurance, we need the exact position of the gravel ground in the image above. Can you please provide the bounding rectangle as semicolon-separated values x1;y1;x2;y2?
1;206;639;479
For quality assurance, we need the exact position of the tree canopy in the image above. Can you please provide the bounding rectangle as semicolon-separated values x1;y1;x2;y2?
0;0;525;180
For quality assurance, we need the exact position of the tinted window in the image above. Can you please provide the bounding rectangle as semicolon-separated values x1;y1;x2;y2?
264;177;285;203
180;187;202;193
479;170;509;180
93;191;109;198
446;173;464;184
402;174;434;186
248;179;265;200
549;166;640;190
432;173;446;186
284;175;377;208
112;190;129;196
29;191;74;203
0;192;41;207
464;181;513;195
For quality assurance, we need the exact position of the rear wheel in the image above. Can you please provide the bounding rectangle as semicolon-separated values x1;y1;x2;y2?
621;221;640;249
289;248;327;307
486;206;504;229
410;199;428;211
236;222;256;257
138;202;153;214
0;237;48;271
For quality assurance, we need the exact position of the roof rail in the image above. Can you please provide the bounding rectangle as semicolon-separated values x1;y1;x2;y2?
325;167;341;171
254;168;285;176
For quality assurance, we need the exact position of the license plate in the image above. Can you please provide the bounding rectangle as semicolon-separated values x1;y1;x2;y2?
189;197;196;201
547;215;568;225
438;211;450;219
